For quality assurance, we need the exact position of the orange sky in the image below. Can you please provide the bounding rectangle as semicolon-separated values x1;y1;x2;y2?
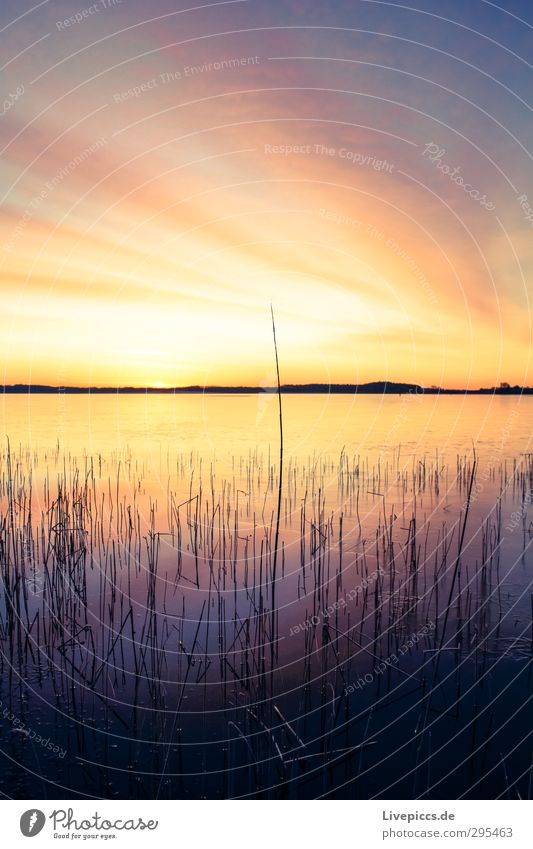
0;0;531;389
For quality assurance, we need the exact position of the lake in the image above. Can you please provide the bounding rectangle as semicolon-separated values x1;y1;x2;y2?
0;394;532;799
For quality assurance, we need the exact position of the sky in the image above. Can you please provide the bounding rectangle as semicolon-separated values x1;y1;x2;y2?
0;0;531;388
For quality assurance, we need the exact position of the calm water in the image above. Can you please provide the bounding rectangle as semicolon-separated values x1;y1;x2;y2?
0;394;532;799
2;392;531;460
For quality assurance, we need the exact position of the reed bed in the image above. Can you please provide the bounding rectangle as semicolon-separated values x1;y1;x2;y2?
0;439;532;799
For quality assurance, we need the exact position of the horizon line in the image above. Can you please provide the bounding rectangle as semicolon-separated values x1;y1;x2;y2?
2;381;532;395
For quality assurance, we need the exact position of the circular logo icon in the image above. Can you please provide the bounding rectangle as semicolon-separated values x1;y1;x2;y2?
20;810;46;837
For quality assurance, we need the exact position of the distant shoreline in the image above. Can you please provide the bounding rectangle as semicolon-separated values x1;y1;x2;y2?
2;382;532;395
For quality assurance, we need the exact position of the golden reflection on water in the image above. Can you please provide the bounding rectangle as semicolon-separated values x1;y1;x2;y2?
1;394;531;463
